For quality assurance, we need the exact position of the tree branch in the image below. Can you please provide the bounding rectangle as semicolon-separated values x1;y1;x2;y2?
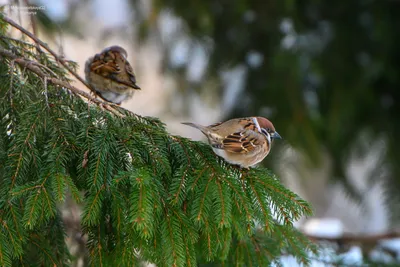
305;230;400;264
306;230;400;245
0;47;123;116
2;15;92;91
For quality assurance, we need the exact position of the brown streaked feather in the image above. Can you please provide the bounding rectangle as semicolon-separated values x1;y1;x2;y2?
222;131;262;154
223;132;242;141
90;51;140;89
91;62;120;76
125;63;137;82
90;53;121;76
114;61;140;89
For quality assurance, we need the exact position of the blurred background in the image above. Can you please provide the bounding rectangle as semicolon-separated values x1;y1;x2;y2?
2;0;400;265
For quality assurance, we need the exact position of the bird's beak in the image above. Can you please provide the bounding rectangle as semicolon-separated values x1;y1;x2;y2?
271;131;282;139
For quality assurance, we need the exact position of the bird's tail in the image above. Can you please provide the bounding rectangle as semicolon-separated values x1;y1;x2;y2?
181;122;208;134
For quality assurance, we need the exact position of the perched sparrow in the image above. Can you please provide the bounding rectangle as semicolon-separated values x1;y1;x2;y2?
182;117;282;168
85;45;141;104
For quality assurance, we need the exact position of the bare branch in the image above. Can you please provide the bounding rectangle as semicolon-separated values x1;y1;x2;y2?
306;230;400;245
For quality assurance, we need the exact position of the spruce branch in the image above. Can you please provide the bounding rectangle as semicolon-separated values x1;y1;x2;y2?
0;47;110;107
2;15;89;89
0;12;318;267
0;46;132;119
0;15;137;118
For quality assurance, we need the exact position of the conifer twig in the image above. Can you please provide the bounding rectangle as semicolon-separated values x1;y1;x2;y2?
0;47;123;117
0;15;161;120
2;15;92;90
0;47;90;99
0;16;147;118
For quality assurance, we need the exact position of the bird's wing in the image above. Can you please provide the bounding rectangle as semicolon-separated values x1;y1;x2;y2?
90;53;140;89
90;54;121;77
122;62;141;89
222;130;264;154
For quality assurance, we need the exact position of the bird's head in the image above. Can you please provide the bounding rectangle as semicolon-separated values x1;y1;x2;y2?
255;117;282;141
103;45;128;59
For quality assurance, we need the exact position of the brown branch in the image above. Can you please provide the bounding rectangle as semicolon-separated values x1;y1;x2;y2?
2;15;92;90
305;230;400;262
306;230;400;245
0;47;91;98
0;47;124;117
1;15;169;126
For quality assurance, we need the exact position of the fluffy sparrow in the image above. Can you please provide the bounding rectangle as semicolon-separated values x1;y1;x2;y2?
182;117;281;168
85;45;141;104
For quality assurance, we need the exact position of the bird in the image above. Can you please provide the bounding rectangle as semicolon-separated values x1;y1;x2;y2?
85;45;141;104
182;117;282;168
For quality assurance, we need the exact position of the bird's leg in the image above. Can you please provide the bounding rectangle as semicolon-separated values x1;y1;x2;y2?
232;164;250;171
231;164;242;171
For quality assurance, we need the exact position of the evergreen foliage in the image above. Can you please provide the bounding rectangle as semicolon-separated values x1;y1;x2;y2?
0;14;316;266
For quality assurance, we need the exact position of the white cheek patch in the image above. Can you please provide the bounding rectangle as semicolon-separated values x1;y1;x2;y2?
261;128;272;147
265;132;271;145
252;117;262;132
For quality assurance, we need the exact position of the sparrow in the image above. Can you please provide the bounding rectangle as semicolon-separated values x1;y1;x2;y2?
85;45;141;104
182;117;282;168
